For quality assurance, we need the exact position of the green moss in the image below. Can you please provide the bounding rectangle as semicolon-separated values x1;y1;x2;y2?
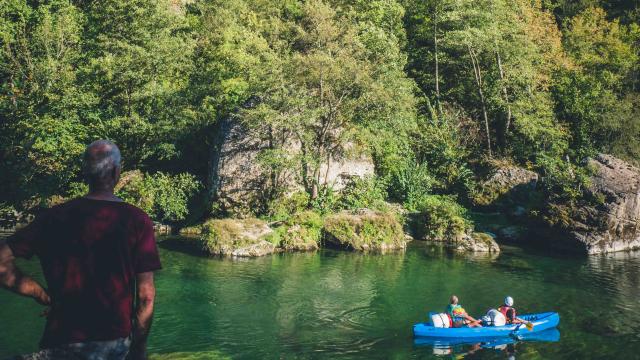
267;191;311;221
471;232;494;245
268;211;323;250
543;203;574;228
200;218;270;255
411;195;472;241
179;225;202;235
337;176;388;211
323;210;405;251
290;210;323;228
472;187;504;207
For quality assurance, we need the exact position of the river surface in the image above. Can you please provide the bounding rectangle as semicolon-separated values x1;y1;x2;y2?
1;239;639;359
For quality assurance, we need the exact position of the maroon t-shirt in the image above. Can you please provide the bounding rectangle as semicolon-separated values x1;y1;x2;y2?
6;198;162;348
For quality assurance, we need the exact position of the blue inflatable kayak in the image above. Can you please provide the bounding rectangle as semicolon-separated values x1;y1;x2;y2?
413;312;560;338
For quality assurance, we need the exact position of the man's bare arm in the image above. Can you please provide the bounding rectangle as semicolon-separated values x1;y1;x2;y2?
0;242;50;305
129;271;156;360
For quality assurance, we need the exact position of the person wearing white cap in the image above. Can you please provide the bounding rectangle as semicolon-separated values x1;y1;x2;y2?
498;296;526;324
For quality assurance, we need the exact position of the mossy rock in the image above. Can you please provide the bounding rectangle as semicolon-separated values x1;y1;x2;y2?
473;166;539;207
472;232;495;245
200;218;275;257
281;211;322;251
179;225;203;235
451;232;500;253
272;211;323;251
323;209;406;252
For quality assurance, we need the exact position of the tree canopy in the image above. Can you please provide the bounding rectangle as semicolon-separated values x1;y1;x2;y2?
1;0;638;221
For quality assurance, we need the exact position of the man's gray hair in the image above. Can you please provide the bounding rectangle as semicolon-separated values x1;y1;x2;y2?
83;140;121;183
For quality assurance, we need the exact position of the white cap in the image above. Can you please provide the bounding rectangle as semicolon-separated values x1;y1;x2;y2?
505;296;514;307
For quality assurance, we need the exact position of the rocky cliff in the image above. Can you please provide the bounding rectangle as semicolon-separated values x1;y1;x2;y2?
209;113;374;217
565;154;640;254
474;155;640;254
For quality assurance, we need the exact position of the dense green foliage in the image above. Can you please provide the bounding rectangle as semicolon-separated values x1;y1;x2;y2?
267;210;323;250
115;171;200;223
66;170;200;222
410;195;472;240
1;0;638;226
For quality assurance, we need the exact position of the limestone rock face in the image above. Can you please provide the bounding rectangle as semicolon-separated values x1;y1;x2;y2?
566;154;640;254
476;165;539;209
209;115;374;217
200;218;276;257
452;232;500;253
485;166;538;189
229;240;276;257
153;222;172;235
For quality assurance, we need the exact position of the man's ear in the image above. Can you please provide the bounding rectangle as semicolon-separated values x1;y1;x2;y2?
113;166;121;186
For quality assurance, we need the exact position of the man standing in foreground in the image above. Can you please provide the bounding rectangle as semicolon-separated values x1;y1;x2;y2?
0;140;161;360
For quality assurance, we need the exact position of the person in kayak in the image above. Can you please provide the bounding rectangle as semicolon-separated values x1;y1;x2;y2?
498;296;525;324
447;295;482;327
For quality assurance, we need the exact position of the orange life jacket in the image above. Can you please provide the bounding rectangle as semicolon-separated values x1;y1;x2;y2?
498;305;516;322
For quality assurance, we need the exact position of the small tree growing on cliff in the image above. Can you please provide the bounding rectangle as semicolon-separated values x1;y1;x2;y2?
241;0;416;200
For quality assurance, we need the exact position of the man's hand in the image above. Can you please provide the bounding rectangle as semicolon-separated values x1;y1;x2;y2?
35;289;51;306
129;272;156;360
0;242;50;306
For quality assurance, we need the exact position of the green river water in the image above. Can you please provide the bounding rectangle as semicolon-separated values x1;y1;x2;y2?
1;239;639;359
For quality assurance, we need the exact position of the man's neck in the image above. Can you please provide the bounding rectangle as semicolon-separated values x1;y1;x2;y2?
84;188;122;202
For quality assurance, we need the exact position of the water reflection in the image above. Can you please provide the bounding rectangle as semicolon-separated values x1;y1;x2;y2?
414;328;560;358
3;238;640;359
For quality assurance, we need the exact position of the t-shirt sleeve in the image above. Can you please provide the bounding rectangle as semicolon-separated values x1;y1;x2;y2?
133;213;162;273
5;213;48;259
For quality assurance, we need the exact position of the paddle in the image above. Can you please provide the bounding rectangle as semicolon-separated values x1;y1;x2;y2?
509;321;534;339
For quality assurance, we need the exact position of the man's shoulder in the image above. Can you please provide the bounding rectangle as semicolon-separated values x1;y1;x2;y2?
123;204;158;235
118;201;149;216
55;198;152;220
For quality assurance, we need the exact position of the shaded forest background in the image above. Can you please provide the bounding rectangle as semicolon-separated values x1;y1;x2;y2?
1;0;638;225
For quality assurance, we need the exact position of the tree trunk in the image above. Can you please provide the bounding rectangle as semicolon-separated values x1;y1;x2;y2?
495;48;512;144
311;181;318;200
468;45;492;157
434;8;440;101
267;125;277;199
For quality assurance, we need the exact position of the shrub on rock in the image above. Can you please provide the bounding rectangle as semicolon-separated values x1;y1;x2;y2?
410;195;472;241
268;211;323;251
323;209;406;252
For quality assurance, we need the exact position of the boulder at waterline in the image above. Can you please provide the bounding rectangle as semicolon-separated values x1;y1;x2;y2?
279;224;320;251
557;154;640;254
323;209;406;252
273;211;322;252
179;224;203;236
200;218;275;257
451;232;500;253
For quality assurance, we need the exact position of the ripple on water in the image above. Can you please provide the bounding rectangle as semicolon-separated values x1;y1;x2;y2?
337;306;379;331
